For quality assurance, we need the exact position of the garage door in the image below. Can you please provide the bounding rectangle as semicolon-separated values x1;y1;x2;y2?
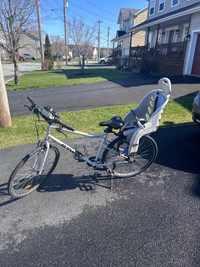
192;33;200;76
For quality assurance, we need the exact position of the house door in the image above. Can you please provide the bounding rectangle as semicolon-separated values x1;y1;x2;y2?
169;30;174;43
192;33;200;76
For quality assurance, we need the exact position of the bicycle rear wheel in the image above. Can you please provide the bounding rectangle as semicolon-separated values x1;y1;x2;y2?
102;135;158;178
8;145;60;198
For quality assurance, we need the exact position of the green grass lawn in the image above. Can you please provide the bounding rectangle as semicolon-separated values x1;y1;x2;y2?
6;68;132;91
0;96;194;148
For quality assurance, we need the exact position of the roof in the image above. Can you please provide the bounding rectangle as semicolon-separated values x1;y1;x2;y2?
111;31;129;42
22;30;40;41
129;2;200;32
117;8;140;24
116;30;126;38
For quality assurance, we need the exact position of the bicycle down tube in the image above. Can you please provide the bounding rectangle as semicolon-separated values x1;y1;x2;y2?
44;124;112;168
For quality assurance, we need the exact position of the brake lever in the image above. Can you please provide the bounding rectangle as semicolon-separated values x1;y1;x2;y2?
24;104;32;111
24;104;39;114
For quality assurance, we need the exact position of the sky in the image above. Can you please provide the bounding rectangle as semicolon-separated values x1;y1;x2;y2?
41;0;148;48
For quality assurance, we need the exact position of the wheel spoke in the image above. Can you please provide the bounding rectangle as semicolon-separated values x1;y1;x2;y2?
102;135;157;178
8;146;60;198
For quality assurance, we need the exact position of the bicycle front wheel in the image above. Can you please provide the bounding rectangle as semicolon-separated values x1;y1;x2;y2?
102;135;158;178
8;145;60;198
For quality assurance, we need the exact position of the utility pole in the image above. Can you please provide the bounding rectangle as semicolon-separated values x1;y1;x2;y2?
36;0;44;70
64;0;68;65
97;20;102;59
0;58;11;128
107;26;110;57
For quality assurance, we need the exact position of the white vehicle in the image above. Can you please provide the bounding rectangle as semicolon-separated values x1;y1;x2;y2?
98;56;109;64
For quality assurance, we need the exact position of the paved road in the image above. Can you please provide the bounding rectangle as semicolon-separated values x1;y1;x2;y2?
2;62;41;82
7;73;200;117
0;125;200;266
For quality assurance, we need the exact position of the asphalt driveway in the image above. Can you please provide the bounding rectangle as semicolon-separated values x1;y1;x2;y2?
1;73;200;266
7;73;200;117
0;124;200;266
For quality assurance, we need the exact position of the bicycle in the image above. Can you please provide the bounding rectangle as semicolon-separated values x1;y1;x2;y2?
8;77;171;198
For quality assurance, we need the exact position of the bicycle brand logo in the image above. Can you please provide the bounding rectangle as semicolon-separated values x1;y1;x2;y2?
61;143;76;154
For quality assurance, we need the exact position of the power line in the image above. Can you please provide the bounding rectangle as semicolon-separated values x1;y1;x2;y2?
43;0;64;21
67;9;117;33
43;2;117;34
83;0;118;18
67;0;116;23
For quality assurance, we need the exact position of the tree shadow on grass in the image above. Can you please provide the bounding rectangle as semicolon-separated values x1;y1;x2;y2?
173;92;198;113
51;68;131;82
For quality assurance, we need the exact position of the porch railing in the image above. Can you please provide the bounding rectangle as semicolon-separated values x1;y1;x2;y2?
129;41;186;74
130;42;185;61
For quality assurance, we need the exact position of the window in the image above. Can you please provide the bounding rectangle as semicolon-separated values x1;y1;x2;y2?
130;18;134;28
124;21;127;31
149;0;155;16
171;0;179;7
159;0;165;11
120;18;123;30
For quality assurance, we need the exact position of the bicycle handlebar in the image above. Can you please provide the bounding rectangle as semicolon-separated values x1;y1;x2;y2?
25;96;74;131
27;96;36;106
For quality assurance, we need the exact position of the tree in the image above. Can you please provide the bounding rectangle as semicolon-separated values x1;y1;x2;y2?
50;35;65;69
0;58;11;127
44;34;54;70
0;0;36;85
67;17;96;73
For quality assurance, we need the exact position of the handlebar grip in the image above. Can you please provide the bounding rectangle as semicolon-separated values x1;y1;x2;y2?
27;96;36;106
59;121;74;131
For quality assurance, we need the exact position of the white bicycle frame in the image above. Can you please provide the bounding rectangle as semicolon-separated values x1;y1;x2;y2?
40;123;122;169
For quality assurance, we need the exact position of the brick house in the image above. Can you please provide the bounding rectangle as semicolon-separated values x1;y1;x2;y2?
128;0;200;75
112;7;148;66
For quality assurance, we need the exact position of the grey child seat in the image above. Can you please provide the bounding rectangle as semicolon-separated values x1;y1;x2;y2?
122;77;171;154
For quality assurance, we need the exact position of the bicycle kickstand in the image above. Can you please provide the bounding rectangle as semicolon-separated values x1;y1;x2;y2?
107;169;114;190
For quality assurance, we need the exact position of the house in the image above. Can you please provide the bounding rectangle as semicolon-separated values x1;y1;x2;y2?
112;7;148;66
18;30;40;59
128;0;200;76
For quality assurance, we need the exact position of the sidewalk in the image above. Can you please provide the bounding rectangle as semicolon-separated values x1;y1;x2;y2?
2;62;41;82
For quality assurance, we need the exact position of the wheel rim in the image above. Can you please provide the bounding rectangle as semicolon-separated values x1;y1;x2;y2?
103;136;157;178
9;146;59;197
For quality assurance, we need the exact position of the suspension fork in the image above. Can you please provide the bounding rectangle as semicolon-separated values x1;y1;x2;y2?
34;124;52;174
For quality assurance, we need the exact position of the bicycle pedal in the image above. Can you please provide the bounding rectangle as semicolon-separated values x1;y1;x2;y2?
107;168;115;177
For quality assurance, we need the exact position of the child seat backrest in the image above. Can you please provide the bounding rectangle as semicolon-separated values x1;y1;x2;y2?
123;77;171;129
123;78;171;154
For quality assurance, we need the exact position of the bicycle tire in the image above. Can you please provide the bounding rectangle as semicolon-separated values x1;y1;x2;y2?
102;135;158;178
8;145;60;198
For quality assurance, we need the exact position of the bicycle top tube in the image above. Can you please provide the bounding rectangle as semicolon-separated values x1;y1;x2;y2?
51;125;107;138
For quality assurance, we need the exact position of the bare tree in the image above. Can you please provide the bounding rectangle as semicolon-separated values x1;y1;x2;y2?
67;17;96;73
0;0;36;85
51;35;65;57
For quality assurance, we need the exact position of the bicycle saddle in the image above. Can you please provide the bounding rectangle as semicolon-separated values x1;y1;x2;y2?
99;116;124;129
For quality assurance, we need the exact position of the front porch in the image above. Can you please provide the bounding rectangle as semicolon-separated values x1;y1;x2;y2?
129;41;187;75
